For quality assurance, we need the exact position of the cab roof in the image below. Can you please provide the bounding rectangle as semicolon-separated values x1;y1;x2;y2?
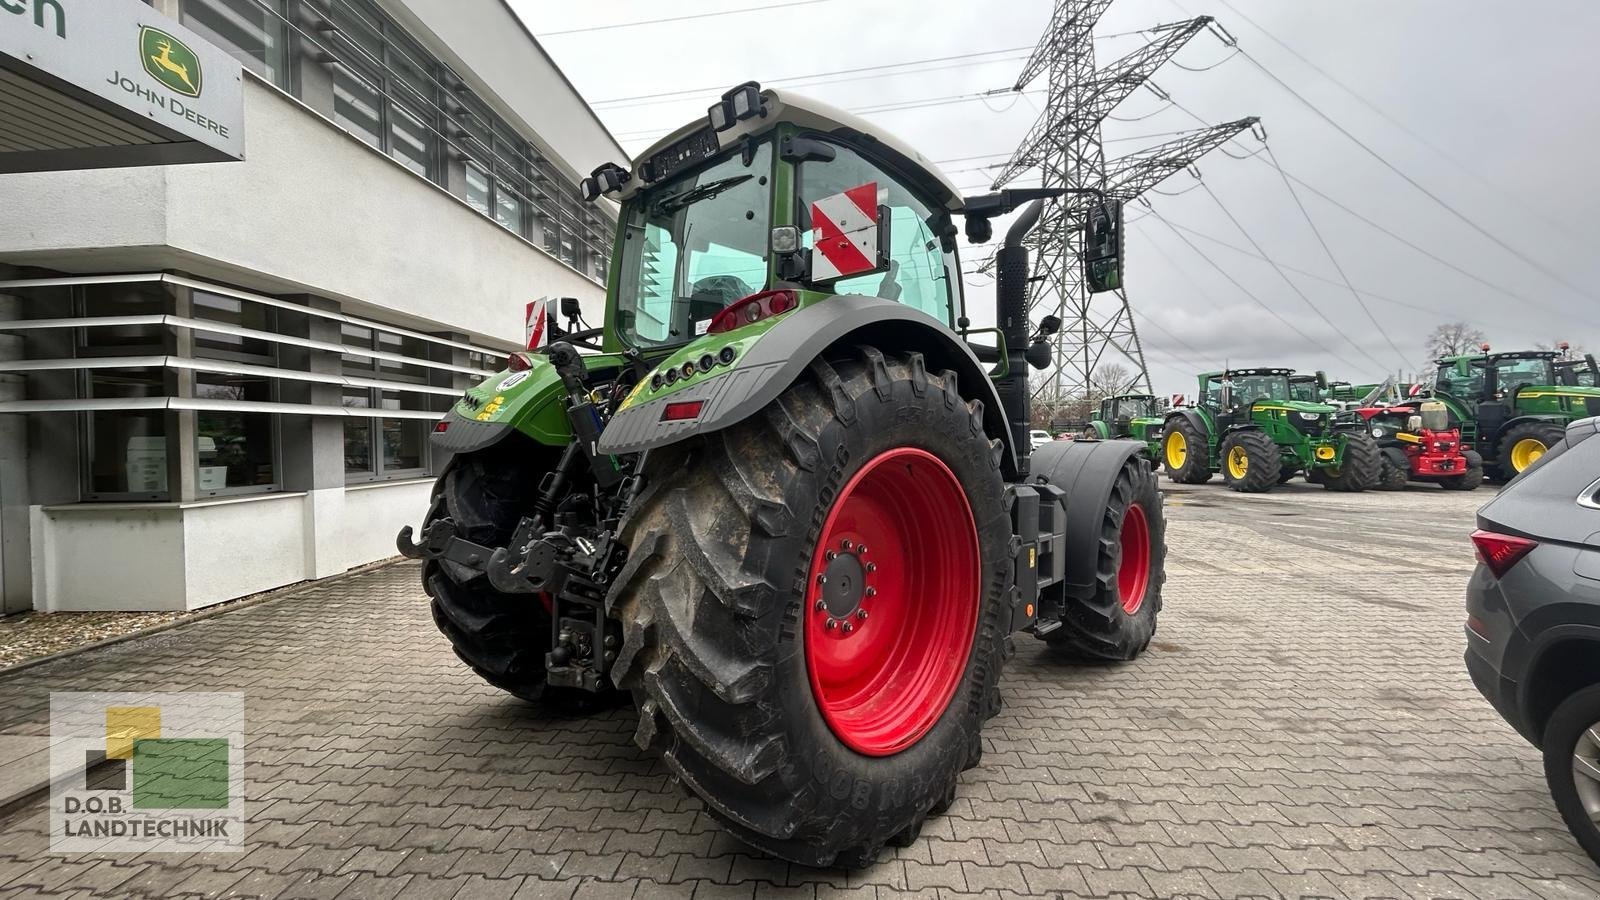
1438;350;1557;364
617;86;964;212
1201;368;1292;379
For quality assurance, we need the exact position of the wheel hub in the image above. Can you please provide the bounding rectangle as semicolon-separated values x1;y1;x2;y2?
818;544;869;621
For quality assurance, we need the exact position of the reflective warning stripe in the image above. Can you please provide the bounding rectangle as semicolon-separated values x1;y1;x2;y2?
811;182;878;281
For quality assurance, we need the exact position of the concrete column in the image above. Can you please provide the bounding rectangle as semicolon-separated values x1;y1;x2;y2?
0;269;29;615
167;286;198;503
278;295;348;577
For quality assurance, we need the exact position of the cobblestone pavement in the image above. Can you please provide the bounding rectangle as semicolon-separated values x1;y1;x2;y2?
2;478;1598;898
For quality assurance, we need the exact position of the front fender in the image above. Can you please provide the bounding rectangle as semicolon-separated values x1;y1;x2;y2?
1086;420;1111;439
596;294;1017;475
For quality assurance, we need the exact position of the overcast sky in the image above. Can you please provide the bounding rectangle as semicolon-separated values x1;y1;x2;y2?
513;0;1600;397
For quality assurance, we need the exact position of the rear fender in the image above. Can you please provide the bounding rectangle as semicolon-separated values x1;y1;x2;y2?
431;355;621;454
596;294;1018;476
1030;438;1153;601
1164;408;1211;440
1085;420;1111;439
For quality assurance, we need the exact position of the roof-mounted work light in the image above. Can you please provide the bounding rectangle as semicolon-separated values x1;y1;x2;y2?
580;162;631;203
708;81;764;133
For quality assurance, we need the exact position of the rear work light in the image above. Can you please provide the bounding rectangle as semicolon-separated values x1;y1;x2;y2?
661;400;704;422
1471;529;1537;579
708;290;797;335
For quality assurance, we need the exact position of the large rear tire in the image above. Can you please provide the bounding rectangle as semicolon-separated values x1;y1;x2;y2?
1500;422;1566;476
608;347;1011;868
1440;450;1485;491
1161;418;1211;484
1041;453;1165;661
1220;430;1280;493
1322;432;1380;492
424;438;556;702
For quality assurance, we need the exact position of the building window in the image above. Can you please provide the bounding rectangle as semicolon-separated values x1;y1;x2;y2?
341;325;430;482
194;372;277;495
83;369;169;500
182;0;289;87
193;291;273;360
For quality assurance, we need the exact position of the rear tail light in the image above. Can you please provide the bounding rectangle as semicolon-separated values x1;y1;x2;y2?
661;400;704;422
1471;529;1537;579
506;352;533;372
433;420;449;433
708;290;797;335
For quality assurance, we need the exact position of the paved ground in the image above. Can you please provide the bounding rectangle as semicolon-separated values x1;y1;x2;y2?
2;477;1597;899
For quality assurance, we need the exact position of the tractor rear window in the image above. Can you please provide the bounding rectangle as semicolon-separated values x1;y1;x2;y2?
615;140;773;347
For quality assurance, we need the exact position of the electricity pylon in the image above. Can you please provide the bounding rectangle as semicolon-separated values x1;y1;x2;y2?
993;1;1257;406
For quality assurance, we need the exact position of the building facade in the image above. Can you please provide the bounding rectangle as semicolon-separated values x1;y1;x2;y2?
0;0;625;614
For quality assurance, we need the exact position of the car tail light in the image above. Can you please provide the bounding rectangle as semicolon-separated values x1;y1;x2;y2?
506;352;533;372
1471;529;1537;579
708;290;797;335
661;400;704;421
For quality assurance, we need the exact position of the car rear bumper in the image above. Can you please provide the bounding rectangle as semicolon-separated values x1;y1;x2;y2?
1465;642;1535;745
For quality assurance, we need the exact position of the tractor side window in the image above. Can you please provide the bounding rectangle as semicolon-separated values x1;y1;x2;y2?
798;143;957;324
1493;357;1551;394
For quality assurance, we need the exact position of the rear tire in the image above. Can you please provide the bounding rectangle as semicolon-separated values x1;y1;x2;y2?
1542;685;1600;867
1161;418;1212;484
1322;432;1380;492
1042;454;1165;661
1440;450;1485;491
608;347;1011;868
1220;430;1280;493
424;439;555;702
1500;422;1566;476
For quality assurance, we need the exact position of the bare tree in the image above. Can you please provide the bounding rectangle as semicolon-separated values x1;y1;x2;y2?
1424;322;1487;362
1086;363;1135;402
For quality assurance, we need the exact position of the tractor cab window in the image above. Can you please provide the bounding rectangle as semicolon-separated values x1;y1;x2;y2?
1116;397;1157;420
1492;356;1554;395
797;142;958;325
1289;380;1319;403
1227;374;1289;406
1436;359;1485;399
615;140;774;347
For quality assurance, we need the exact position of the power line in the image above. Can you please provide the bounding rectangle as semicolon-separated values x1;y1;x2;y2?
1214;0;1582;241
1262;144;1411;371
1236;46;1600;308
1146;207;1369;372
1196;178;1392;372
591;46;1033;107
538;0;831;37
612;89;1034;139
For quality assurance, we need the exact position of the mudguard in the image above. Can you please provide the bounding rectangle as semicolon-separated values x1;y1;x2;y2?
597;294;1018;475
1029;438;1154;602
1164;408;1210;440
430;354;625;454
1380;445;1410;472
1084;420;1111;439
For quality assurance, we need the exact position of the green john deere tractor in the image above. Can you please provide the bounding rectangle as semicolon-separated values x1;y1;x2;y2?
1556;352;1598;388
396;83;1166;867
1082;393;1166;443
1158;368;1381;492
1433;348;1600;478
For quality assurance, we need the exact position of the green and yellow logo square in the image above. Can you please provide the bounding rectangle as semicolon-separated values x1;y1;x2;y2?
140;26;202;98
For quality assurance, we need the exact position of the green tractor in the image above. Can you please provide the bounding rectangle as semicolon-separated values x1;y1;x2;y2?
1288;371;1328;403
1159;368;1381;492
1556;352;1598;388
1433;347;1600;478
396;84;1166;867
1082;393;1166;443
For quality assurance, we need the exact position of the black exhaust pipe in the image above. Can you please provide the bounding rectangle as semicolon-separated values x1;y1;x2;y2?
995;200;1045;476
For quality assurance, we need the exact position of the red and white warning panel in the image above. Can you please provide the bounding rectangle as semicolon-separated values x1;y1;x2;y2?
525;297;555;350
810;182;882;281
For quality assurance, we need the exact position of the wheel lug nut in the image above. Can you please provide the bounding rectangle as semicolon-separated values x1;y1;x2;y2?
826;550;836;561
815;599;826;611
825;619;838;630
842;622;854;634
856;609;868;621
818;574;827;585
865;563;877;573
857;545;867;554
842;539;853;551
865;587;876;598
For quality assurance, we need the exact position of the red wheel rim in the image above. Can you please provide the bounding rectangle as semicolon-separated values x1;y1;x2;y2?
804;448;980;757
1117;502;1151;615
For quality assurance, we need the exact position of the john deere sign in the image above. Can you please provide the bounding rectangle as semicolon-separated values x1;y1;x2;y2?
0;0;243;173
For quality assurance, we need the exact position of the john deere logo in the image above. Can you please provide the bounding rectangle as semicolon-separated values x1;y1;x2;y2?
140;27;201;98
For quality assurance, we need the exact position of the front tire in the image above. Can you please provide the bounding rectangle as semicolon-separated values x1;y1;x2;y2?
1500;422;1566;476
1440;450;1485;491
1543;685;1600;867
608;348;1012;868
1375;452;1409;491
1220;430;1280;493
1322;432;1380;492
1041;453;1165;661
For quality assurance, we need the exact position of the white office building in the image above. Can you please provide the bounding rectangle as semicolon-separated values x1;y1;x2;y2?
0;0;624;614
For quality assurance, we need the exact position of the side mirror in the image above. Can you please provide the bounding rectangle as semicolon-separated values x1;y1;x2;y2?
1036;315;1062;338
1082;199;1124;293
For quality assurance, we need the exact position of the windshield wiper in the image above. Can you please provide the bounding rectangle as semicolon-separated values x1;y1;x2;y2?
653;174;753;214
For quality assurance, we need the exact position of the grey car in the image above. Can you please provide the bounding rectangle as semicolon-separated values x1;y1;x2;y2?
1467;415;1600;865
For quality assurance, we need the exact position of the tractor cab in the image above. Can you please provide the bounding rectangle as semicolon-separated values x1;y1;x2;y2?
1557;354;1599;388
1086;393;1165;442
1435;351;1558;407
1433;348;1600;477
1288;371;1328;403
